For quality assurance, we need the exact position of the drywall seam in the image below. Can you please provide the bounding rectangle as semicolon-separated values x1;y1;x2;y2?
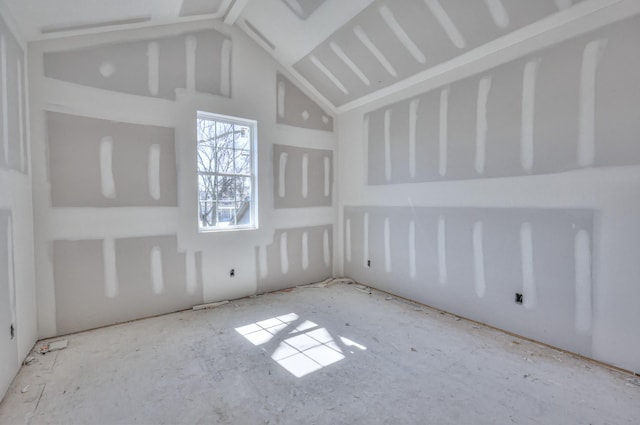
150;246;164;295
423;0;467;49
301;153;309;198
409;99;419;178
185;250;198;295
17;59;24;172
384;217;391;273
379;5;426;64
438;87;449;177
354;25;397;77
147;144;161;201
475;76;491;175
578;39;607;167
485;0;510;29
302;231;309;270
99;137;116;199
310;54;349;95
103;238;119;298
409;220;416;279
278;152;288;198
345;218;352;263
323;228;331;267
384;109;392;182
521;59;540;173
330;41;371;87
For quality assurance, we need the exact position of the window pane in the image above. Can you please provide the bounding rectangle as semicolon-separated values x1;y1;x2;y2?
198;174;216;228
235;149;251;175
234;177;252;226
216;148;235;174
235;126;250;150
197;141;215;173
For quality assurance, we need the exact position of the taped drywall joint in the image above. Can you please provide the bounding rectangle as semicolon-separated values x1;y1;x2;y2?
99;137;117;199
578;39;607;168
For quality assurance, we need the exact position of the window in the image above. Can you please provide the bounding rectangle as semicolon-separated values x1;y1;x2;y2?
197;112;257;231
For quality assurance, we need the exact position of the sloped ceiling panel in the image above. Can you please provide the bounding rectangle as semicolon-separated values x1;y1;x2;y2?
179;0;225;17
294;0;584;106
281;0;328;20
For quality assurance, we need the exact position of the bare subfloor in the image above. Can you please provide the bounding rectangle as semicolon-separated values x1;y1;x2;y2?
1;283;639;425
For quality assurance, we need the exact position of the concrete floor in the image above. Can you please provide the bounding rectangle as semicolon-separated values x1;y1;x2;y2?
1;283;639;425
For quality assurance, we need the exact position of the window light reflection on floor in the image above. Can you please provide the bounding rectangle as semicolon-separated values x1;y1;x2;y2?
235;313;367;378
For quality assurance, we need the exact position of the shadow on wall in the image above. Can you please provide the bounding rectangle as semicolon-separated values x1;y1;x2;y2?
344;206;594;358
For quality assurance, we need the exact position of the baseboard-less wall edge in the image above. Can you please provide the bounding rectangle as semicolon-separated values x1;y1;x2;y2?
346;279;639;378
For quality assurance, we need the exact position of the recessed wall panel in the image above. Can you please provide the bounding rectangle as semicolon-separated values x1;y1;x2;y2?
47;112;177;207
273;145;332;208
44;30;231;100
256;225;332;293
344;206;594;356
276;73;333;131
54;236;203;335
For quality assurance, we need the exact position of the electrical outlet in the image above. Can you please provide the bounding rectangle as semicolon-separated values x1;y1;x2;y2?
10;324;14;339
367;260;371;268
515;293;523;304
230;269;235;277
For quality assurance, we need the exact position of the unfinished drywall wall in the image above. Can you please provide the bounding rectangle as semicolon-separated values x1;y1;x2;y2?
256;225;332;293
44;29;232;100
47;112;177;207
0;6;36;403
344;206;593;354
273;144;333;208
295;0;584;106
365;16;640;184
276;73;333;131
337;6;640;373
53;236;203;335
30;19;335;338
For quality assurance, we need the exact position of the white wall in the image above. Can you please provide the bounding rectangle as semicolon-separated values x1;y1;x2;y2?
29;19;336;338
336;2;640;373
0;3;37;402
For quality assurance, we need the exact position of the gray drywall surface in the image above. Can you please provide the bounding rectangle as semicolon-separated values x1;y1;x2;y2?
365;15;640;184
281;0;328;20
295;0;584;106
276;73;333;131
47;112;178;207
257;225;333;293
54;236;204;335
179;0;224;17
0;210;18;400
273;144;333;208
0;16;27;174
343;206;594;358
44;29;232;100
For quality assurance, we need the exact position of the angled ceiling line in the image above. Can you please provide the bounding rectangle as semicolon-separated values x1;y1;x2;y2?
353;25;397;77
329;41;371;87
235;18;337;115
224;0;252;25
334;0;631;114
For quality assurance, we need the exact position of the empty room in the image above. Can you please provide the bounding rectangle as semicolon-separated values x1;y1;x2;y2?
0;0;639;423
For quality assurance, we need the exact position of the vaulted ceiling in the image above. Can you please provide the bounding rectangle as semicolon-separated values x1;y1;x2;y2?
3;0;591;110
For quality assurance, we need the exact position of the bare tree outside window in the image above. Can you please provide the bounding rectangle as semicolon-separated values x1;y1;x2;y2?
197;113;256;231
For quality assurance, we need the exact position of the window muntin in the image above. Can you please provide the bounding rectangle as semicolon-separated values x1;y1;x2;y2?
197;112;257;231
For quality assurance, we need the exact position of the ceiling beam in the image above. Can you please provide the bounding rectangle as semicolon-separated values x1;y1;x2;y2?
224;0;251;26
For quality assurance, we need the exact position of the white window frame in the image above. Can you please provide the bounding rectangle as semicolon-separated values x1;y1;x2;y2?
197;111;258;232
